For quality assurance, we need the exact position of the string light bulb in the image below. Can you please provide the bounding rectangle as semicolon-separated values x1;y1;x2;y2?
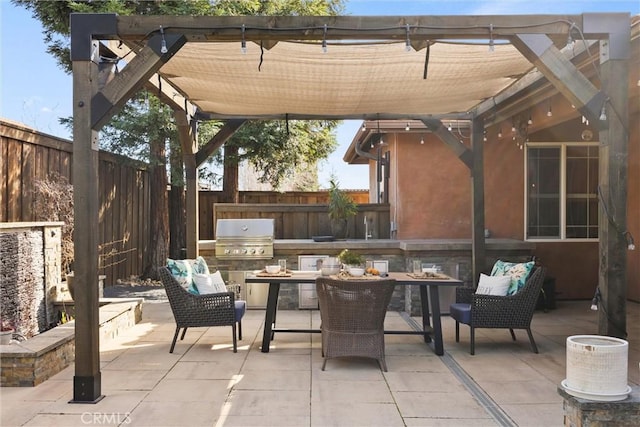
159;26;168;54
599;105;607;121
405;122;410;131
361;122;366;131
528;116;533;125
241;24;247;54
488;24;495;52
322;24;328;53
566;22;576;50
590;288;601;311
498;128;502;138
547;105;553;117
420;136;425;144
405;24;412;52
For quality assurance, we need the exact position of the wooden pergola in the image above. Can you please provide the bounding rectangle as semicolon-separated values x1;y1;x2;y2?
70;13;630;402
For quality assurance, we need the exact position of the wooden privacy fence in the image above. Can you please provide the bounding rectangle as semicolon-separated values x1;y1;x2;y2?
0;120;150;286
213;203;391;239
1;119;386;281
198;190;370;239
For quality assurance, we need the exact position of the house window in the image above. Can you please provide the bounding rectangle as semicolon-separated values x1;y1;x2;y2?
526;144;598;240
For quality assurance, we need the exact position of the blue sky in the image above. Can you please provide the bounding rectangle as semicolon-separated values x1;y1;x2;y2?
1;1;638;189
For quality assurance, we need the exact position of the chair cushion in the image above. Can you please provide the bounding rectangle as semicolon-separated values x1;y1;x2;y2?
166;258;198;294
450;303;472;325
167;257;211;295
193;271;228;294
234;300;246;321
490;260;535;295
475;273;511;296
189;256;210;275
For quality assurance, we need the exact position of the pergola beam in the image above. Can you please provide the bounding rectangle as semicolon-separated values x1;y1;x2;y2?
195;120;247;168
111;15;581;42
420;118;473;169
90;34;186;129
101;40;198;116
510;33;606;126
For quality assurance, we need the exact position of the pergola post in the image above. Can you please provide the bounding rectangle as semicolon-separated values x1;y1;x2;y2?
470;118;486;286
175;111;199;258
70;37;103;402
421;117;485;286
512;14;630;337
595;19;630;338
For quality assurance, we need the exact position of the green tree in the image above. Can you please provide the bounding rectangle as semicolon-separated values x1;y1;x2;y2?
15;0;345;277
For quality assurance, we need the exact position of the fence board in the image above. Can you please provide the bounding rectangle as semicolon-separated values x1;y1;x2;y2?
0;137;6;221
8;139;22;221
1;121;151;287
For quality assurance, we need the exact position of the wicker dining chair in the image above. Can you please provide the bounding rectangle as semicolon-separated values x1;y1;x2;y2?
316;277;396;371
159;267;245;353
449;266;546;355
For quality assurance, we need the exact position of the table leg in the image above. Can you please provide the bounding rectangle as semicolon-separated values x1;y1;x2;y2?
419;285;432;343
428;285;444;355
261;282;280;353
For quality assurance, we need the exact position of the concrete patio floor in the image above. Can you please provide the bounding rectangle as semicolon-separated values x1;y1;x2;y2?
1;299;638;427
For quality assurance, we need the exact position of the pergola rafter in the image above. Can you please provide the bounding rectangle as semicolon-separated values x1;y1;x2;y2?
70;13;630;403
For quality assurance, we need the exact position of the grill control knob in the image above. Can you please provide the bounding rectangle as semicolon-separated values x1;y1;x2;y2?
249;248;256;254
257;248;265;254
242;248;248;254
224;249;231;254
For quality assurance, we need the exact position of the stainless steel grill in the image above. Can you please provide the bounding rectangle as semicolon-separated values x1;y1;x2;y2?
215;218;274;260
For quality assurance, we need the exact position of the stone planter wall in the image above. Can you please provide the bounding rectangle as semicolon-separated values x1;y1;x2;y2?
0;223;62;337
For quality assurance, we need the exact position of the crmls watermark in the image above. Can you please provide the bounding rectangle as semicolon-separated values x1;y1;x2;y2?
81;412;132;425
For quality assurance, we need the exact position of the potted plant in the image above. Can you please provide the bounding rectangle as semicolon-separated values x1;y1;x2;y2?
1;319;15;345
328;177;358;239
337;249;365;274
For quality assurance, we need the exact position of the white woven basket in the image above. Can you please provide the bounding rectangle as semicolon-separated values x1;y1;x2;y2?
564;335;630;401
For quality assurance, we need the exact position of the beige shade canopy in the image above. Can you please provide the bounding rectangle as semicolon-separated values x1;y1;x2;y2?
158;39;533;118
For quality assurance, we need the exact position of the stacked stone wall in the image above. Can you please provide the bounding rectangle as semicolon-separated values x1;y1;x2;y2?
0;230;46;338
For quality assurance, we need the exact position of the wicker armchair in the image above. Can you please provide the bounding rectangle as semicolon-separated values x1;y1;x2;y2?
159;267;245;353
316;277;395;371
450;266;546;355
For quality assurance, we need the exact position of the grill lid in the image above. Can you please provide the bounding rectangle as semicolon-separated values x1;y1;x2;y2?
215;218;275;239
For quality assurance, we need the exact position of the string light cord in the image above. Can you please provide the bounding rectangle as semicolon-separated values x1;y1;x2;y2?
590;286;628;339
143;19;575;46
598;185;636;250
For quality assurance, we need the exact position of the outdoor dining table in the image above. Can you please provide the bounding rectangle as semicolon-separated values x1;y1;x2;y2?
245;271;463;356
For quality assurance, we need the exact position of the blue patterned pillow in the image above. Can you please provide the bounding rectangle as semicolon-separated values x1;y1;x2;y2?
167;258;199;294
490;260;535;296
189;256;210;275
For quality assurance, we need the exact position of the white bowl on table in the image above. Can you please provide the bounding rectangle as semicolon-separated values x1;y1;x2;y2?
265;265;281;274
348;267;365;277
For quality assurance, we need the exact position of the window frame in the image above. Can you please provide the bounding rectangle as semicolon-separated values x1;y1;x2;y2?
524;141;599;242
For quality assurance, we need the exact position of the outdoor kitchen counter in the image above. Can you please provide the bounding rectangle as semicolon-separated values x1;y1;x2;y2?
199;238;535;253
199;239;536;251
272;238;535;251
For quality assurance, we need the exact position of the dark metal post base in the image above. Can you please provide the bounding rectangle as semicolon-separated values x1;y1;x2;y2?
71;375;104;403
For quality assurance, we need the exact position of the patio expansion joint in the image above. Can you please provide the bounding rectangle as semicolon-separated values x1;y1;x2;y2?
399;312;517;427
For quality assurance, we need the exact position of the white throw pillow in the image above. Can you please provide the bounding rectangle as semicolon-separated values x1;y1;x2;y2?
475;273;512;296
193;271;228;294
